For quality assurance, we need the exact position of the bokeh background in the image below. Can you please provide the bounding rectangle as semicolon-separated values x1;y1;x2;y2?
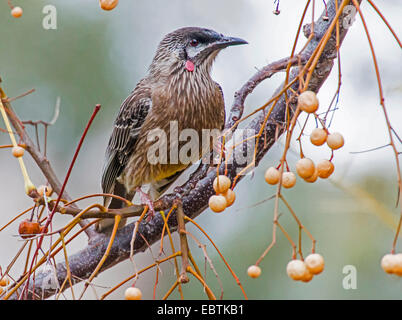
0;0;401;299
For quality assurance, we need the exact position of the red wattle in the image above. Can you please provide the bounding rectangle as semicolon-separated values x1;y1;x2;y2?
185;60;195;72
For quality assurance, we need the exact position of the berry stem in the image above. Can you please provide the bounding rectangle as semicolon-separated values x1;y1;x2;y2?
0;93;35;195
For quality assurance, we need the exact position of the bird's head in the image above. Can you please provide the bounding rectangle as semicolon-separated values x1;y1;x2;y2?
149;27;247;77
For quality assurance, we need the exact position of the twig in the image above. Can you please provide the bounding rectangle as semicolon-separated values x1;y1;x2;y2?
175;200;190;283
78;215;121;299
184;230;224;300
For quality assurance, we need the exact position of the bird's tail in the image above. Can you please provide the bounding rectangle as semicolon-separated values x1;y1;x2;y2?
95;182;134;232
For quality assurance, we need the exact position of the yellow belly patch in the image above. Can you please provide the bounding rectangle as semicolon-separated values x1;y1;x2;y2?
152;163;188;182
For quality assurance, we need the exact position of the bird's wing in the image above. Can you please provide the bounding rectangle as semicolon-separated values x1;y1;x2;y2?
101;82;152;196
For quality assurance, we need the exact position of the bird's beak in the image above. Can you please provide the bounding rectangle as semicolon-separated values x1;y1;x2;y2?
208;35;248;51
195;34;248;64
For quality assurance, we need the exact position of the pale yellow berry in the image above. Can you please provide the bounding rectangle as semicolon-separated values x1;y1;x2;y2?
223;189;236;207
125;287;142;300
282;172;296;188
305;253;325;275
12;146;24;158
304;168;318;183
326;132;344;150
301;269;314;282
381;254;398;274
394;254;402;276
37;185;53;197
0;275;10;287
296;158;315;179
213;175;231;194
298;91;319;113
208;195;227;213
316;160;334;179
286;259;308;281
247;265;261;278
11;7;23;18
264;167;280;185
99;0;118;10
310;128;327;146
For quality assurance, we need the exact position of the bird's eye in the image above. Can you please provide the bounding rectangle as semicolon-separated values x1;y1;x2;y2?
190;39;199;47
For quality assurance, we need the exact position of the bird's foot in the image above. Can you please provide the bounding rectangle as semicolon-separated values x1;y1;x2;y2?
136;187;155;222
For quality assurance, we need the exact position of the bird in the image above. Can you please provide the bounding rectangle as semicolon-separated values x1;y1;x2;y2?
96;27;247;231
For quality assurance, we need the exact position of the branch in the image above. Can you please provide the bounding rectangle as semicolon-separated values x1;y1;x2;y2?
9;0;361;299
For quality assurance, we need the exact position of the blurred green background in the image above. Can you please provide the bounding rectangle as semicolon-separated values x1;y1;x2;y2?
0;0;401;299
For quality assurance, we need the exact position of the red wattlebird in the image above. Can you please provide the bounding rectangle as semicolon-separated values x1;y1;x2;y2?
97;27;247;231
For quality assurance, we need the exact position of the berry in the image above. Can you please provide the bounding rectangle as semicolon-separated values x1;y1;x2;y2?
213;175;231;194
301;270;314;282
304;253;325;275
282;172;296;189
0;275;10;287
125;287;142;300
298;91;319;113
39;224;48;234
247;265;261;278
286;259;308;281
304;168;318;183
316;160;334;179
12;146;24;158
326;132;344;150
394;254;402;276
11;7;23;18
18;220;40;239
223;189;236;207
208;195;227;213
381;254;398;274
37;185;53;197
310;128;327;146
296;158;315;179
264;167;280;185
99;0;118;10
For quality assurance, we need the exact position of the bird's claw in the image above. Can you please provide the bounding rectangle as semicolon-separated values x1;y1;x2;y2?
136;187;155;222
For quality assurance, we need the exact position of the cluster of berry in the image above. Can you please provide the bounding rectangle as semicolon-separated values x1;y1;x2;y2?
247;253;324;283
